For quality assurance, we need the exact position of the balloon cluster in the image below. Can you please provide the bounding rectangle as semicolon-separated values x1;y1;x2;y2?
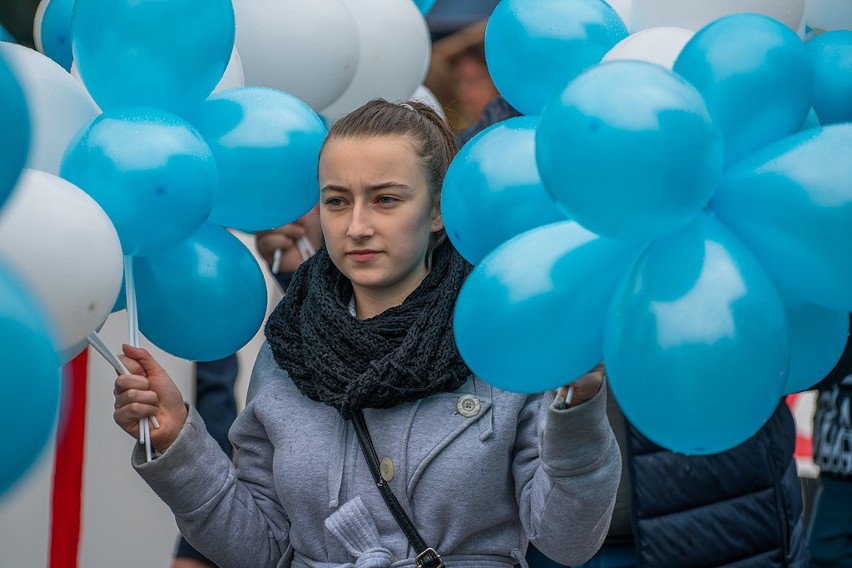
4;0;441;363
0;53;61;497
33;0;436;118
448;0;852;455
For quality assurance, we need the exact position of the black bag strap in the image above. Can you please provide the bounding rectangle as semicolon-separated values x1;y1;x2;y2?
350;409;444;568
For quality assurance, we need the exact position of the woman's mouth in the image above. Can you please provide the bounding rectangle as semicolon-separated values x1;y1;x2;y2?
346;250;380;262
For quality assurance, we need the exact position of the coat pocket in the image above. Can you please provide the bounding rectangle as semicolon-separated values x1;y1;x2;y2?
404;390;494;494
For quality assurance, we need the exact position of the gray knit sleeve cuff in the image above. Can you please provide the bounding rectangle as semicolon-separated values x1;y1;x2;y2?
131;404;234;515
539;381;615;476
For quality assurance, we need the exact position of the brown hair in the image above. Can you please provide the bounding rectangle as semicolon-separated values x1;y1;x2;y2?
322;99;459;259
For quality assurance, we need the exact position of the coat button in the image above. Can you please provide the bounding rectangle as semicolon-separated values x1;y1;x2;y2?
457;395;481;418
380;457;394;482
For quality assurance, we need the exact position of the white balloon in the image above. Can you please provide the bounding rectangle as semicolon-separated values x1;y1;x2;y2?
58;339;89;364
602;27;694;70
411;85;446;121
0;170;123;356
0;44;100;175
605;0;633;28
70;59;81;82
212;47;245;94
630;0;805;33
232;0;359;111
804;0;852;32
320;0;430;122
32;0;48;53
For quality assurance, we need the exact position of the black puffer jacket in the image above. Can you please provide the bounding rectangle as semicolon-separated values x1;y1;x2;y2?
626;402;808;567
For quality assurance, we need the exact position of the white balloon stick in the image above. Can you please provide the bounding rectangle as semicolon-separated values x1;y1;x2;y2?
271;249;282;275
86;331;160;431
123;256;152;462
297;236;316;261
87;330;130;375
553;386;575;411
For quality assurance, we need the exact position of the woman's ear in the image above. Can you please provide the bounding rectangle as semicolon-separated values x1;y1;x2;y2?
430;205;444;232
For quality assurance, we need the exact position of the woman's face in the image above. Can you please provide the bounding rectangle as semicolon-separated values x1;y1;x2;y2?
319;135;443;307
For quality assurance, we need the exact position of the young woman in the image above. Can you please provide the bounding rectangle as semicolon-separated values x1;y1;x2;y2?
113;100;620;568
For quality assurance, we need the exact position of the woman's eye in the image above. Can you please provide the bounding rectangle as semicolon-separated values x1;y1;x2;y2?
377;195;399;205
324;197;346;208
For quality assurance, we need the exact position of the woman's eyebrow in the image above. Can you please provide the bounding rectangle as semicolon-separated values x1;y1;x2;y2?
321;182;413;193
320;184;350;193
366;182;413;192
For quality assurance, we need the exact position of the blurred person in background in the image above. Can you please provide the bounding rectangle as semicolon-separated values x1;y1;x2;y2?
809;318;852;568
426;20;501;133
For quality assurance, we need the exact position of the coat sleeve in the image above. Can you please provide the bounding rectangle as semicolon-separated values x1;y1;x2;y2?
512;383;621;566
132;399;292;568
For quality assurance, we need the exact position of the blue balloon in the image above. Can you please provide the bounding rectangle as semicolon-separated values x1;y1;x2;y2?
186;87;327;232
485;0;628;116
807;30;852;126
0;260;61;496
112;276;126;313
0;23;13;43
60;107;217;256
454;221;640;393
673;14;812;169
135;223;267;361
712;124;852;312
605;214;788;455
798;107;821;132
442;116;566;265
413;0;437;16
40;0;75;70
536;61;723;241
71;0;234;115
780;289;848;394
0;51;30;210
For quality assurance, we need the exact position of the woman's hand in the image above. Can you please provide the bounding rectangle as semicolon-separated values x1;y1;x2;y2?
113;344;188;453
558;363;605;408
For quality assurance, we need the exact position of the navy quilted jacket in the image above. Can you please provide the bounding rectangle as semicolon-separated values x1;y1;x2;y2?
626;402;808;567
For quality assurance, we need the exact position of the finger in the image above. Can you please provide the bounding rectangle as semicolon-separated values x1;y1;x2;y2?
261;234;295;250
115;388;159;410
113;409;139;437
257;234;296;258
278;224;306;239
259;224;304;240
114;374;150;395
114;402;158;424
122;345;166;377
584;368;604;380
118;354;144;376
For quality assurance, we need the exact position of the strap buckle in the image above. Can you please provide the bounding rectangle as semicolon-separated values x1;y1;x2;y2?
416;548;444;568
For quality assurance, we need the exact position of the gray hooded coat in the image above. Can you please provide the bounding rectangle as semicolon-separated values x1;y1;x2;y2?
132;344;620;568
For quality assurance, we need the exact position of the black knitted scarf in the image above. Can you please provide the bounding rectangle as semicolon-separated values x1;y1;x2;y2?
264;242;473;418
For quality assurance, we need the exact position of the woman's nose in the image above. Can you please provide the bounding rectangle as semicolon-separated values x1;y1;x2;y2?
346;202;374;240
